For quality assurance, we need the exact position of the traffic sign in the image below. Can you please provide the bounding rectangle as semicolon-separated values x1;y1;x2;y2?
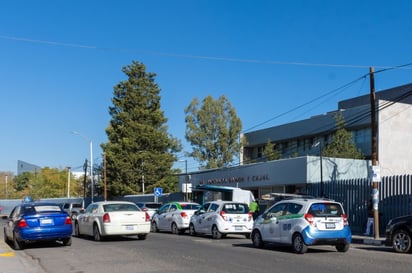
154;187;163;197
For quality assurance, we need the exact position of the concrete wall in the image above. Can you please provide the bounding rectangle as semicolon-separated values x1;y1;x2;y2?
378;100;412;176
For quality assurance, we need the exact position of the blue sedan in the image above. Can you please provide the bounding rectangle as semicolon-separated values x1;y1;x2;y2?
3;201;73;250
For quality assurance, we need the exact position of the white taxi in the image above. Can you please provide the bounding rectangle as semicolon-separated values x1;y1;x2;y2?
251;198;352;253
151;202;200;234
189;201;253;239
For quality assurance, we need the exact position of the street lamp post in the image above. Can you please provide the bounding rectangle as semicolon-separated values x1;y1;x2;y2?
179;160;188;201
313;141;324;197
67;167;71;198
72;131;94;203
5;175;8;199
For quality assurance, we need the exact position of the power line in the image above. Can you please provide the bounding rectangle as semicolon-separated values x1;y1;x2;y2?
242;73;369;133
3;34;412;70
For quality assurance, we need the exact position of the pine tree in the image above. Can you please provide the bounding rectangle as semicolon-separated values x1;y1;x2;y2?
263;139;280;161
322;112;364;159
101;61;182;197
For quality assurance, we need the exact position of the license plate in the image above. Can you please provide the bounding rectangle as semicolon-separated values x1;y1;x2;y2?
325;223;335;229
125;225;134;230
40;218;53;225
235;226;242;231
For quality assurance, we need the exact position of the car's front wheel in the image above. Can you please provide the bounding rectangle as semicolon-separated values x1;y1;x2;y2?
252;230;264;248
392;229;412;253
292;233;308;254
151;221;159;232
189;224;196;236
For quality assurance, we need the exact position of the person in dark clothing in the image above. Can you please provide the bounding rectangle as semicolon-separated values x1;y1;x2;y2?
364;198;374;236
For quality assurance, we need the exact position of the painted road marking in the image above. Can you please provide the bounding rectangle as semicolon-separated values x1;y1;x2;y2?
0;241;15;257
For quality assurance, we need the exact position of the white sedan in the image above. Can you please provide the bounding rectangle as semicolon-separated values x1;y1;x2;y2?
74;201;151;241
151;202;200;234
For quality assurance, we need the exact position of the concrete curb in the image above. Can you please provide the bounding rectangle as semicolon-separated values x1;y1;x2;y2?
352;235;385;246
0;240;15;257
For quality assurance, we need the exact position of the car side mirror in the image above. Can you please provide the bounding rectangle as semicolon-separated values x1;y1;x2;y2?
1;215;7;220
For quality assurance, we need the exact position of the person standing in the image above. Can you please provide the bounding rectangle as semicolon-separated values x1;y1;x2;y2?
249;200;259;220
364;198;374;236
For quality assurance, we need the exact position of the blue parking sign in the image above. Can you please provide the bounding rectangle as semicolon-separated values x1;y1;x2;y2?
154;187;163;197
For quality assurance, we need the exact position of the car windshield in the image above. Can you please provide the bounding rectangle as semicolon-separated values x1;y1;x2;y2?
222;203;249;214
103;203;140;212
308;203;343;217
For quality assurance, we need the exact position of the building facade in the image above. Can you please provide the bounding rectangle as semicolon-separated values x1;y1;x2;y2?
17;160;41;175
179;82;412;200
242;83;412;177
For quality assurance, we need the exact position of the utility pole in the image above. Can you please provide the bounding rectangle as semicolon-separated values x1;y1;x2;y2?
369;66;380;239
104;153;107;201
83;159;88;205
67;167;71;198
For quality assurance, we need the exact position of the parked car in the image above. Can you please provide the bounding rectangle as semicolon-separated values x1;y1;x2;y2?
74;201;151;241
385;214;412;253
136;202;162;219
3;201;73;250
62;202;84;219
189;201;253;239
151;202;200;234
251;197;352;254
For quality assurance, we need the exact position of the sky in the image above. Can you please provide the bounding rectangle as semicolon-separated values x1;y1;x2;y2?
1;0;412;175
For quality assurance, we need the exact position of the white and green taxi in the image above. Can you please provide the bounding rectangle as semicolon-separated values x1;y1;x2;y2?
251;197;352;254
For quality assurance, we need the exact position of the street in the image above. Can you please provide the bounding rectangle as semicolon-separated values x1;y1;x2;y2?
1;220;411;273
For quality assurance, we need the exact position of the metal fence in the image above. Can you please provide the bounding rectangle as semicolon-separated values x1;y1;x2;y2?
305;174;412;235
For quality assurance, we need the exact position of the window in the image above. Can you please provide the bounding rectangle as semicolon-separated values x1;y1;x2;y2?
33;205;61;213
285;203;302;214
257;146;263;158
309;203;343;217
266;203;288;218
158;204;169;214
223;203;249;214
103;203;139;212
209;203;219;212
201;203;211;213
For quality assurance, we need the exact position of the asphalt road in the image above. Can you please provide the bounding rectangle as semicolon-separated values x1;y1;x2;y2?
1;221;411;273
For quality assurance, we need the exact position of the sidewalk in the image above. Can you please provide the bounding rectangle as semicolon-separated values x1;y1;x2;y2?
351;234;386;246
0;240;46;273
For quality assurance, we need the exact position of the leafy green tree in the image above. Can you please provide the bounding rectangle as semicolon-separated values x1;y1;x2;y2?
263;139;281;161
13;172;32;192
322;112;364;159
185;95;242;169
101;61;182;197
11;168;82;199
